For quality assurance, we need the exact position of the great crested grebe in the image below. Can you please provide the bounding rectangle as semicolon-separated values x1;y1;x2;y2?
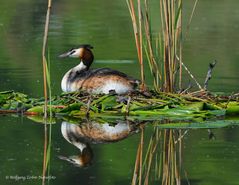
59;44;139;94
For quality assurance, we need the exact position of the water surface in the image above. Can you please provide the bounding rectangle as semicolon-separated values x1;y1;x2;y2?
0;0;239;185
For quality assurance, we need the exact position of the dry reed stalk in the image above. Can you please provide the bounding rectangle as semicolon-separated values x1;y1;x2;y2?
175;131;182;185
178;130;182;169
179;0;183;90
161;129;183;185
131;145;140;185
162;1;172;92
139;126;144;185
131;128;183;185
180;0;203;90
42;0;52;118
158;0;183;92
162;130;169;184
143;129;159;185
131;127;144;185
175;0;182;90
144;0;162;92
137;0;144;90
126;0;145;90
175;132;181;185
41;0;52;184
171;132;175;185
42;124;48;185
127;0;201;93
156;129;162;181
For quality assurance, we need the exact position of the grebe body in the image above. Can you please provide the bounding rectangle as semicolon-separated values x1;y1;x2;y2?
59;45;139;94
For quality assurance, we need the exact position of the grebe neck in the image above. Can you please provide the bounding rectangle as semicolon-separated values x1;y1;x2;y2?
73;61;88;72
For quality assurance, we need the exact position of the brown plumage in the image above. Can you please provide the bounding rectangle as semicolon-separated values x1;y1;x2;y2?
72;74;137;93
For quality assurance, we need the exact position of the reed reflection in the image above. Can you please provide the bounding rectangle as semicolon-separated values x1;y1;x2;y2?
132;128;187;185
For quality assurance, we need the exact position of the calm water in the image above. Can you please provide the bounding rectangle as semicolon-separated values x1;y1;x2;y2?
0;0;239;185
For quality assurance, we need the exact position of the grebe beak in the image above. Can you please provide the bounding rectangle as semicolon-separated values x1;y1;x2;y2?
58;51;71;58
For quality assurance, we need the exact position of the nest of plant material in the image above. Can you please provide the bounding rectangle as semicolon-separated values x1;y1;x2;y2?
0;90;239;124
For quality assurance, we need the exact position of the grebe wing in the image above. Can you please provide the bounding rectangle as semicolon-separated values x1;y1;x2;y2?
67;68;132;83
87;68;135;79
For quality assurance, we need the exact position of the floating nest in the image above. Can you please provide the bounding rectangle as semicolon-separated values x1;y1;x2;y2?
0;90;239;123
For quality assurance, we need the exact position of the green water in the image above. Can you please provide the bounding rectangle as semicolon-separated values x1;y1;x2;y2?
0;0;239;185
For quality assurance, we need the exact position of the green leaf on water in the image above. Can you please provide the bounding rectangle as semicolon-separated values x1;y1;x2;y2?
27;105;59;114
27;115;56;124
225;102;239;116
60;103;83;113
180;102;204;111
156;120;238;129
99;95;118;111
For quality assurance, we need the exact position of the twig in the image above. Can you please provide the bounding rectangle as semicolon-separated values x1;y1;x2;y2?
86;96;92;117
180;81;192;94
0;110;18;114
232;92;239;97
204;60;217;90
176;55;203;90
126;96;131;115
174;130;188;144
182;64;202;90
207;129;215;140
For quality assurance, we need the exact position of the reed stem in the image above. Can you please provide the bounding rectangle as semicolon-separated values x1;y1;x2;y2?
41;0;52;184
42;0;52;118
126;0;146;90
127;0;200;93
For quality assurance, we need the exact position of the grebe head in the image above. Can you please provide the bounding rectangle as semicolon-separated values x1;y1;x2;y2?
59;44;94;69
58;146;93;168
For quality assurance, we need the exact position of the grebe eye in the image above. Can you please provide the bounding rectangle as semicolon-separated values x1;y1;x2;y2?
69;50;76;55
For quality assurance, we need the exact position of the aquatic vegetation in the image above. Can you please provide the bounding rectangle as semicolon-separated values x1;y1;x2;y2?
0;91;239;123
